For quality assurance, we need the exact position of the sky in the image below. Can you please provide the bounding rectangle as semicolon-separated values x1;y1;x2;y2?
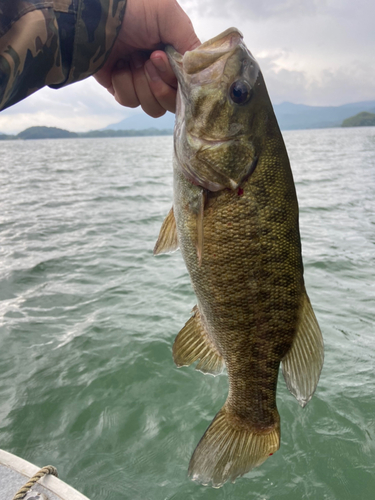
1;0;374;134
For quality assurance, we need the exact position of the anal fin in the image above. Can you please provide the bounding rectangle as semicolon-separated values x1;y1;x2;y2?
173;306;225;376
153;207;179;255
282;289;324;407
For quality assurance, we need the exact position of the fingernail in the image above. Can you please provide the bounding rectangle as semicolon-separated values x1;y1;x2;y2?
150;55;167;73
145;61;161;82
131;52;144;69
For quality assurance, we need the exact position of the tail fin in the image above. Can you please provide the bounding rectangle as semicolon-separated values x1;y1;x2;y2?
188;407;280;487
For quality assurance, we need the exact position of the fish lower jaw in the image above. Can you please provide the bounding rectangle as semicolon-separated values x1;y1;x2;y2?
178;161;235;192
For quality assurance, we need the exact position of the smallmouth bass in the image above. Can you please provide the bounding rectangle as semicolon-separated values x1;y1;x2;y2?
154;28;323;487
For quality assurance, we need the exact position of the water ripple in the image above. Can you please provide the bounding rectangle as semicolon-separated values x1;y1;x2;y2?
0;131;374;499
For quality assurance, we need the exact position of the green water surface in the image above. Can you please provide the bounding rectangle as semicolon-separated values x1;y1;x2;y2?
0;129;374;499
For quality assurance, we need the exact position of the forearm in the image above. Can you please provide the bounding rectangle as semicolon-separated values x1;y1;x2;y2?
0;0;126;110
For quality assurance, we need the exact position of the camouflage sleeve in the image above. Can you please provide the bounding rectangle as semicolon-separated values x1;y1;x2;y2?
0;0;126;111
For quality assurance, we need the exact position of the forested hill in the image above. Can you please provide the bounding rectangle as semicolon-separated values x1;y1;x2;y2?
342;112;375;127
0;126;173;140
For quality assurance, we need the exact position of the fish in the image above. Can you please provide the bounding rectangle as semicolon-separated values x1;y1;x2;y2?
154;27;324;487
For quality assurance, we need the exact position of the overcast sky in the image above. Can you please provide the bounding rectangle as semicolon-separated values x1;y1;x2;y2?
1;0;374;134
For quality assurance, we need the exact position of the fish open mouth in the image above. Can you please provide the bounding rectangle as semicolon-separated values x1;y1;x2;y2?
166;28;243;80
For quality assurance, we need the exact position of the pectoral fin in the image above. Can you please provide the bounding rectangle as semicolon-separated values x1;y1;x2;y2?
173;305;225;376
153;207;179;255
282;290;324;407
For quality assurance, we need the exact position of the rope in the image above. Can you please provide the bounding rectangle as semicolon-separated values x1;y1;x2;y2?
12;465;58;500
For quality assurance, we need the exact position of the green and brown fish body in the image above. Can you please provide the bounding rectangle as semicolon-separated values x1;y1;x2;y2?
155;28;323;487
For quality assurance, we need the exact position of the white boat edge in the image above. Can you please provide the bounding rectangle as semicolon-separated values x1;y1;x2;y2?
0;448;90;500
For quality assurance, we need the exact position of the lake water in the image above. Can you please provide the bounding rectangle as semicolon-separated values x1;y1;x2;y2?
0;127;374;499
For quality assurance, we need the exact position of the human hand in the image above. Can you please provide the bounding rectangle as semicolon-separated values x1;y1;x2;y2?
94;0;200;117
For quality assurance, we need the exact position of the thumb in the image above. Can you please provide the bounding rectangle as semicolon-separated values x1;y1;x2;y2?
158;0;201;54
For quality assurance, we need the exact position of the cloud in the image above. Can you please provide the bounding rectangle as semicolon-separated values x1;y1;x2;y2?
181;0;327;21
0;78;133;134
181;0;375;106
256;51;375;106
181;0;374;22
1;0;374;133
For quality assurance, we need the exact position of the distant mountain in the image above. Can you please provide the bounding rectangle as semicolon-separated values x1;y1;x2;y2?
342;111;375;127
18;126;78;140
80;128;172;138
2;101;375;140
0;126;173;141
0;133;16;140
104;101;375;132
103;111;175;131
273;101;375;130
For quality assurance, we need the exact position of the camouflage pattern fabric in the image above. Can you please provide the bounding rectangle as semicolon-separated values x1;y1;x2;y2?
0;0;126;110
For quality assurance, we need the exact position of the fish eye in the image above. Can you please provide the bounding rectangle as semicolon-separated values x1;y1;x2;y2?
229;80;253;105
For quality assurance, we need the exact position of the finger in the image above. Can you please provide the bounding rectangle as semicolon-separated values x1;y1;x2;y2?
94;60;112;89
159;0;201;54
131;53;166;118
150;51;177;88
144;59;177;113
111;60;140;108
94;44;123;89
